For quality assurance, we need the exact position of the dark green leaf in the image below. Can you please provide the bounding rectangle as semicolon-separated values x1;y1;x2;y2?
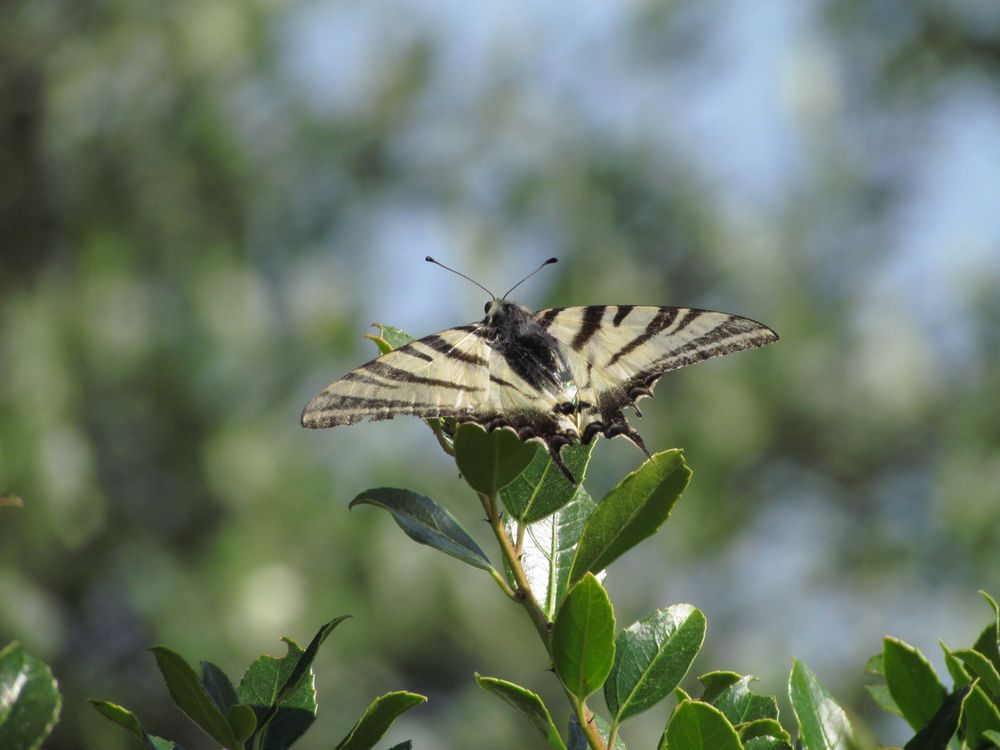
883;637;946;732
335;691;426;750
568;713;626;750
788;658;853;750
739;718;792;744
552;573;616;700
200;661;238;715
865;684;902;716
501;442;594;522
664;700;742;750
453;424;537;495
953;649;1000;703
277;616;350;703
713;675;780;725
89;701;181;750
0;643;61;750
151;647;241;749
474;674;566;750
351;488;494;572
902;684;971;750
698;671;744;704
514;486;597;619
385;742;413;750
569;450;692;583
367;323;415;354
228;704;257;743
237;639;315;750
604;605;706;722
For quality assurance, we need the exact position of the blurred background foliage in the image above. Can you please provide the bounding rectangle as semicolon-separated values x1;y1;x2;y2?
2;1;999;748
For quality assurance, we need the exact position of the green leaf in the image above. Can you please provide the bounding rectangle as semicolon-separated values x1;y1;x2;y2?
200;661;238;715
883;637;946;732
604;605;706;722
713;675;780;725
474;674;566;750
865;684;902;716
228;704;257;743
744;738;793;750
902;684;971;750
664;700;742;750
976;591;1000;675
552;573;616;700
739;718;793;745
983;729;1000;746
864;653;884;677
0;643;61;750
335;691;426;750
385;742;413;750
953;649;1000;703
237;639;316;750
568;713;626;750
569;450;692;584
351;488;494;572
277;616;349;703
89;701;181;750
151;646;241;749
514;486;597;619
695;671;741;703
960;684;1000;749
788;658;853;750
501;442;594;522
366;323;415;354
453;423;537;495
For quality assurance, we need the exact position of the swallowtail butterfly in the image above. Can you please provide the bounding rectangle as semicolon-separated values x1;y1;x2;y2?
302;257;778;480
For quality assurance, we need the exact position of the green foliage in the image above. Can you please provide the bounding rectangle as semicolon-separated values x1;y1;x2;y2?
866;593;1000;749
350;488;495;572
568;449;692;583
0;642;61;750
663;700;742;750
474;674;566;750
552;573;616;701
453;423;537;495
92;619;423;750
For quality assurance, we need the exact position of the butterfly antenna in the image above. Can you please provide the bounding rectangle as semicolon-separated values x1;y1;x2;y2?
501;257;558;299
425;256;496;299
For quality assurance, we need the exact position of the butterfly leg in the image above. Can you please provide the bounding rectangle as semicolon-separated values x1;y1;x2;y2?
544;436;578;484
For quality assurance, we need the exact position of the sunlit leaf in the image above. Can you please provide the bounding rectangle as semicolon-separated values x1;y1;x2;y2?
0;643;61;750
663;700;741;750
883;638;946;732
501;442;594;522
552;573;615;700
788;658;853;750
569;450;691;583
604;605;706;722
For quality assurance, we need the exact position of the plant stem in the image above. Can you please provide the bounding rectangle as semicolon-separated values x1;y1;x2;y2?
481;491;608;750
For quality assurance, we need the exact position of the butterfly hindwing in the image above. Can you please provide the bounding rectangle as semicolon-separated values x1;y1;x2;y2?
535;305;778;446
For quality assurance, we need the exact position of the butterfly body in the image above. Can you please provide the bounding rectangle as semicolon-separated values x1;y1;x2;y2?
302;297;778;481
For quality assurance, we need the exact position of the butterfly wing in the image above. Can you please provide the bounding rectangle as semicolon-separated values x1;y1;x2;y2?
301;323;578;444
301;324;494;427
535;305;778;446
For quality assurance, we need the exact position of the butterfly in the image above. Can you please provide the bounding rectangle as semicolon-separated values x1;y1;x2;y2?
301;257;778;481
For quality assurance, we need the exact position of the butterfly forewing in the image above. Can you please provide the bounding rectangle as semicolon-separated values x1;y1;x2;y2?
301;325;494;427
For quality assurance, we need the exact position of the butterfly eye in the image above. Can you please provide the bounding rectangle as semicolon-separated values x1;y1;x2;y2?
484;302;491;314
